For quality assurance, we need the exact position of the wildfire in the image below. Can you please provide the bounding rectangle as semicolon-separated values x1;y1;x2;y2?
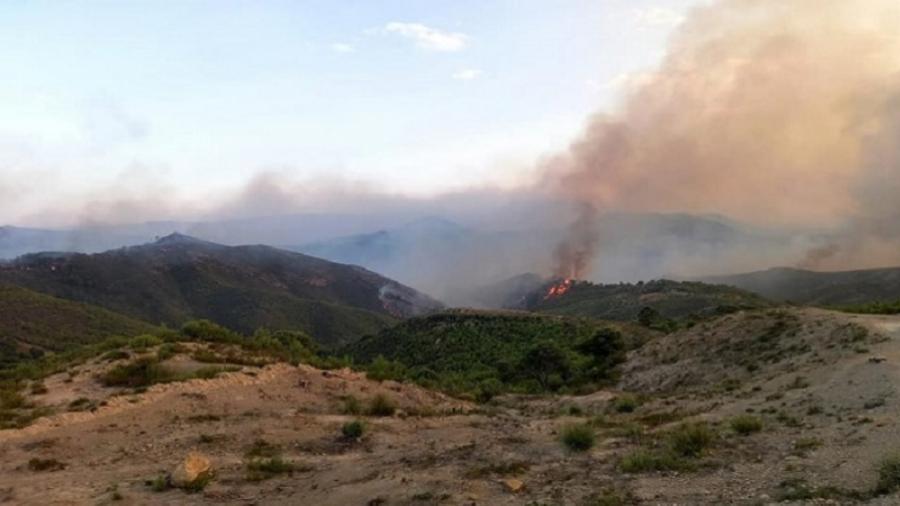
544;278;574;300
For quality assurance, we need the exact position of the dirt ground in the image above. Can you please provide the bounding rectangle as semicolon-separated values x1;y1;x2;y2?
2;308;900;505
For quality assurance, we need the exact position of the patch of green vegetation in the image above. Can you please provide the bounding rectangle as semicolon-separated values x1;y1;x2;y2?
366;394;396;417
876;455;900;495
667;422;717;458
246;457;307;481
561;423;596;452
99;356;237;388
610;394;640;413
619;422;718;474
0;283;158;368
792;437;823;456
619;449;694;473
129;334;163;351
729;415;763;435
343;311;629;397
836;300;900;315
148;474;171;492
464;461;530;479
341;419;365;439
341;395;362;415
530;279;768;323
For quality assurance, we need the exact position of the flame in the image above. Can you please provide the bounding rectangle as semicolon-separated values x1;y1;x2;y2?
544;278;574;300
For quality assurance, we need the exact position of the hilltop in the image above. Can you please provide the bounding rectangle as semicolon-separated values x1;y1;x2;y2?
0;234;442;347
702;266;900;306
519;278;770;323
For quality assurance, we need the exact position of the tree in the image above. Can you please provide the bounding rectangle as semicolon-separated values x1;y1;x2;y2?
638;306;662;327
519;341;572;390
576;328;626;380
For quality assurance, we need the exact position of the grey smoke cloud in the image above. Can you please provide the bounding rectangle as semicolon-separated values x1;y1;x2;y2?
544;0;900;277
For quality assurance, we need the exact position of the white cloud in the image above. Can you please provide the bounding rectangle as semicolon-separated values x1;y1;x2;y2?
632;7;685;28
384;22;468;52
452;68;482;81
330;43;355;54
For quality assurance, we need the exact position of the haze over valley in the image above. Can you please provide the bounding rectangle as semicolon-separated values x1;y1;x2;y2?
3;1;900;504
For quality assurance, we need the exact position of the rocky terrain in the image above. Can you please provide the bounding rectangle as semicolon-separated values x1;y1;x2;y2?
1;308;899;505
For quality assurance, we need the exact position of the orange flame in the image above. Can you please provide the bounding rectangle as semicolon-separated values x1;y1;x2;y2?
544;278;574;300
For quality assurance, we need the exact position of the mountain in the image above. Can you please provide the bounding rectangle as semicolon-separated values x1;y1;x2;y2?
0;213;427;260
0;283;157;367
702;266;900;305
0;234;442;347
521;279;770;322
289;212;803;305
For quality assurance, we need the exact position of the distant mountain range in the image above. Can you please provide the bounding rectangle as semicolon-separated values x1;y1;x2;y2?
0;213;418;260
0;234;441;347
702;266;900;305
291;212;803;305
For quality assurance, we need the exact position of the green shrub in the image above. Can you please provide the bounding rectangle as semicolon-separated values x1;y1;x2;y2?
149;474;171;492
341;419;365;439
246;457;304;481
876;455;900;495
129;335;163;351
99;357;172;387
730;415;763;435
341;395;362;415
366;394;396;417
181;320;240;343
667;422;716;458
366;356;406;382
156;343;178;361
560;423;596;452
619;449;691;473
0;389;25;410
611;394;640;413
102;350;130;362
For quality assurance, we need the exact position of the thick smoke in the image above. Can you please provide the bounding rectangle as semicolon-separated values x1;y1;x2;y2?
545;0;900;278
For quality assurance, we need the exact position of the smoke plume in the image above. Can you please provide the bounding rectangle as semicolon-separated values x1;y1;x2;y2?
545;0;900;278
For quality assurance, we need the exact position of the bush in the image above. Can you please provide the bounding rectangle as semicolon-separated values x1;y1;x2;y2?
246;457;303;481
341;395;362;415
366;394;396;417
667;422;716;458
619;449;691;473
366;356;406;382
876;455;900;495
611;394;640;413
129;335;163;351
99;357;172;387
730;415;763;435
0;389;25;410
156;343;178;361
181;320;240;343
560;423;596;452
341;420;365;439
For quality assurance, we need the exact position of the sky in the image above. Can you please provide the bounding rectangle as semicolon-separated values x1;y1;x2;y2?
0;0;701;226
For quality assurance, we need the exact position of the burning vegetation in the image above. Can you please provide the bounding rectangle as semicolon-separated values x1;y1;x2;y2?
544;278;574;300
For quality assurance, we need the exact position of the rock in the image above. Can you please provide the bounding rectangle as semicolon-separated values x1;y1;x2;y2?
501;478;525;493
171;452;213;489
